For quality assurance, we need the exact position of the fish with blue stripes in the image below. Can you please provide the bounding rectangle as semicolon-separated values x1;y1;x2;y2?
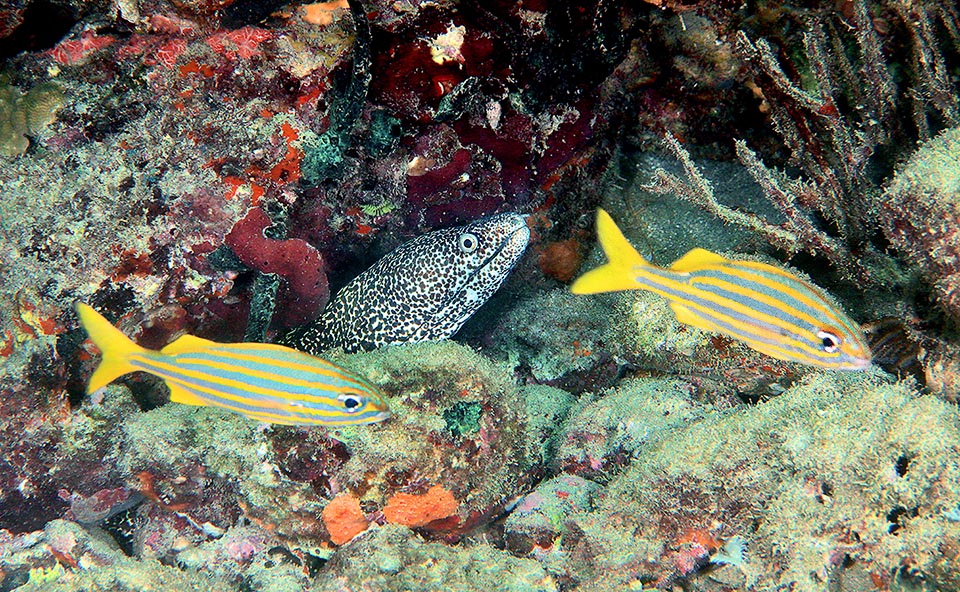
76;303;389;425
571;209;872;370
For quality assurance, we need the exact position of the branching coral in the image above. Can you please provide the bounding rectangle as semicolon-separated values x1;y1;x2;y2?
644;0;959;285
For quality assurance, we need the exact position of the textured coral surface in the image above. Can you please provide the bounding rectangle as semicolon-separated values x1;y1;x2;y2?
2;0;960;590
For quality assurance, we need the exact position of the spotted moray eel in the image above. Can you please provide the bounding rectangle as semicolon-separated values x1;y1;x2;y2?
285;212;530;354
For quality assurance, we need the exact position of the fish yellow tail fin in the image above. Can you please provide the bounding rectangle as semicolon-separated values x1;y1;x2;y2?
570;209;648;294
76;303;149;394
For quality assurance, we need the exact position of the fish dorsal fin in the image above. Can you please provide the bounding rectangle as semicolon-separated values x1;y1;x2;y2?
166;383;210;407
159;334;217;355
669;248;727;272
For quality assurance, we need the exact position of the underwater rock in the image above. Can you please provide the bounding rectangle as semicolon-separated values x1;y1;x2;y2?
0;382;134;535
490;286;801;397
89;340;551;554
881;127;960;324
487;289;635;389
553;378;705;479
313;341;547;540
547;372;960;591
503;474;601;561
0;519;231;591
315;524;557;592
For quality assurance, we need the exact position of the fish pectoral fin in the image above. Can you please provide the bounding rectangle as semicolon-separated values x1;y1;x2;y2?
668;302;710;330
160;334;218;355
669;248;727;272
166;383;209;408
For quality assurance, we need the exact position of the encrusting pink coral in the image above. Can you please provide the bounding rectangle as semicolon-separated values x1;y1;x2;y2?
225;207;329;325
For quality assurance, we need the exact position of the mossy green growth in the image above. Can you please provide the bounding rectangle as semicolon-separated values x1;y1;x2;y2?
443;400;483;437
884;126;960;201
366;108;401;156
0;80;64;157
489;288;635;381
300;129;344;183
521;384;576;465
315;524;558;592
556;371;960;591
553;377;705;476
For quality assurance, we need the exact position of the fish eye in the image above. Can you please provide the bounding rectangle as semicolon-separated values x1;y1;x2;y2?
458;232;479;253
817;330;841;353
338;393;365;412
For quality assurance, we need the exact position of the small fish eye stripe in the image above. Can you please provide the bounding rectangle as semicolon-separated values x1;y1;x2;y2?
679;302;846;365
167;381;382;425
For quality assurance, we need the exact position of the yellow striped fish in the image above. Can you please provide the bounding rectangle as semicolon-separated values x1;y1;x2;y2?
571;210;872;370
76;303;390;425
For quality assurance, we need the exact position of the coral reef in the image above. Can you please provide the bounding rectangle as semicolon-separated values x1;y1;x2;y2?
511;372;960;591
2;0;960;589
223;206;329;328
881;127;960;324
0;79;63;156
315;524;557;592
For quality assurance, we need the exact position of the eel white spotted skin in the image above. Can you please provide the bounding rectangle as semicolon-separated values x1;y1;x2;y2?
286;212;530;354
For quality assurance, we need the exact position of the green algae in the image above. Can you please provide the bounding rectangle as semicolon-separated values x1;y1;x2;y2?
489;288;635;382
549;372;960;591
443;401;483;437
520;384;576;465
884;127;960;201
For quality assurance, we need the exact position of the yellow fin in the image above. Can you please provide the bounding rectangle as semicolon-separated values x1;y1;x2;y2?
160;334;217;355
669;248;727;272
76;303;150;394
571;209;649;294
166;383;210;408
668;302;705;329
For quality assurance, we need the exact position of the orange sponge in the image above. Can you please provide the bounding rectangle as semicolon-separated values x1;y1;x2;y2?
322;493;368;545
382;485;458;528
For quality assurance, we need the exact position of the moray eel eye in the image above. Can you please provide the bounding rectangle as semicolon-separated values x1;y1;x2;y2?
458;232;479;253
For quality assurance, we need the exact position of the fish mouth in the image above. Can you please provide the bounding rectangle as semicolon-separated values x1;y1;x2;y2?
851;357;873;370
369;410;391;423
